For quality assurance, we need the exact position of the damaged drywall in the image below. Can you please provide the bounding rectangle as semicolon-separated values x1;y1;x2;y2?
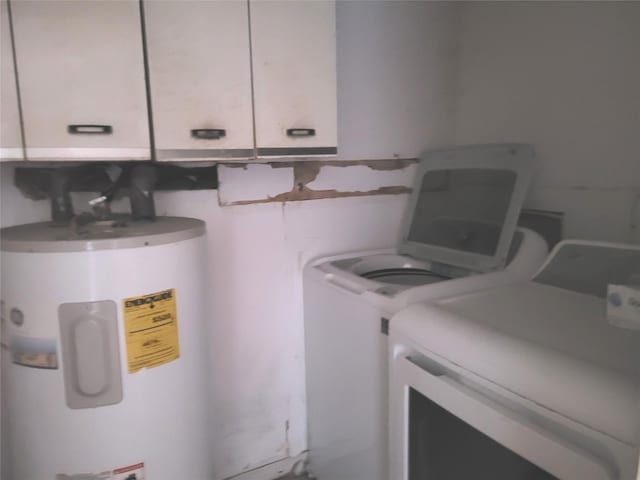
218;159;417;206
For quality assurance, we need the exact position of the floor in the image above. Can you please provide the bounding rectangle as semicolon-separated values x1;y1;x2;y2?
274;474;311;480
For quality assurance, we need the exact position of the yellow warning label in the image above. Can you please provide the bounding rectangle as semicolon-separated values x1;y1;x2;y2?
123;288;179;373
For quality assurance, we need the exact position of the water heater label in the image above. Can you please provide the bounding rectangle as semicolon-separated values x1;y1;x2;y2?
123;288;180;373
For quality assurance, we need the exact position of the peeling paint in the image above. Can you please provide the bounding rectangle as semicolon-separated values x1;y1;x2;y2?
266;158;417;171
227;186;411;206
220;158;418;171
218;158;416;207
293;163;322;186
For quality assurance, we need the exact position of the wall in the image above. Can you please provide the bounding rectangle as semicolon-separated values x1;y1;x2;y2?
207;3;458;477
454;1;640;243
5;2;640;479
0;2;459;479
4;2;639;479
336;1;457;160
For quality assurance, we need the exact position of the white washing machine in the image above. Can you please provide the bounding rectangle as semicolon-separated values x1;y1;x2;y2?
389;240;640;480
303;144;549;480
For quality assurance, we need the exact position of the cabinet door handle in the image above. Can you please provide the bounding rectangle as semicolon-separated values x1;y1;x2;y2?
68;124;113;135
286;128;316;137
191;128;226;140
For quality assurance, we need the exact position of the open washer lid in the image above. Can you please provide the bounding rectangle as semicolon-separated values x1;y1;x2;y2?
399;143;533;273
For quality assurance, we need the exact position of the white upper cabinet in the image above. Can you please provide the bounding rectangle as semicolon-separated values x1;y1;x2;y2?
144;0;254;161
250;0;337;158
11;0;150;161
0;0;23;161
4;1;337;163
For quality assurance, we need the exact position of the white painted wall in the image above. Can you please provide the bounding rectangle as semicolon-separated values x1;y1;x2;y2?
5;2;640;479
454;1;640;243
336;0;458;159
0;2;459;479
4;2;640;479
206;4;457;475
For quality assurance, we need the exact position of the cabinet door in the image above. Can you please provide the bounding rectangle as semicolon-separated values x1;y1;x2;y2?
145;0;254;161
11;0;149;161
250;0;337;157
1;0;23;160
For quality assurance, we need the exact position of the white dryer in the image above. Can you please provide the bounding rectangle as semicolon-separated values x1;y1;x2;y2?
303;144;549;480
389;240;640;480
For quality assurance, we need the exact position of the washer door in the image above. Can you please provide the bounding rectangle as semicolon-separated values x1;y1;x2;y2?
389;351;620;480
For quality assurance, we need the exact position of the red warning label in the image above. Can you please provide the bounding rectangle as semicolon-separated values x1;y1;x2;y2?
56;461;145;479
113;462;145;477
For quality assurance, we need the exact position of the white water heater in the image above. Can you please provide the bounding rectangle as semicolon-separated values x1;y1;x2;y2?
1;217;212;480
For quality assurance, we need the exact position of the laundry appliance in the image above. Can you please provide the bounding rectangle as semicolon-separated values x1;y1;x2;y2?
303;144;549;480
389;240;640;480
1;217;212;480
